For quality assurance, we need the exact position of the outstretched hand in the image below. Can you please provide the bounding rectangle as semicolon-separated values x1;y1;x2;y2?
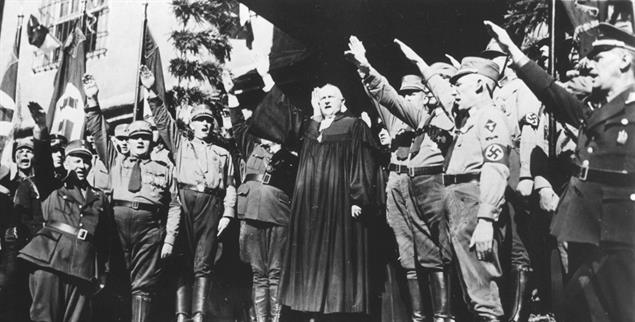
82;74;99;99
311;87;323;121
483;20;515;56
27;102;47;128
221;70;235;93
394;39;424;64
139;65;156;90
344;36;370;73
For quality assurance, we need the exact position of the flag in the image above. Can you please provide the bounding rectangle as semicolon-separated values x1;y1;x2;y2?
141;25;166;122
47;23;86;141
27;15;61;54
0;18;23;156
560;0;602;57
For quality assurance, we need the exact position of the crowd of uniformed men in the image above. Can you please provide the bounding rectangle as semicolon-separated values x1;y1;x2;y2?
0;18;633;322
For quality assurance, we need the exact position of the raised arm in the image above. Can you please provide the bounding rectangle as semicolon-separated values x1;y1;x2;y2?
394;39;456;117
484;21;587;128
83;75;117;169
140;65;182;154
27;102;56;199
345;36;426;130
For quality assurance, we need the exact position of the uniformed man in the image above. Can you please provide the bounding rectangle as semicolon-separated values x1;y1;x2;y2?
18;102;114;322
113;123;130;156
86;134;112;197
0;135;34;322
482;39;542;322
50;133;69;180
83;75;181;322
222;67;297;322
486;20;635;322
446;57;510;322
345;36;456;322
140;66;235;322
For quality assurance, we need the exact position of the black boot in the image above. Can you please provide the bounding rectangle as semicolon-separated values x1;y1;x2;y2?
407;279;426;322
270;281;281;322
253;282;269;322
507;265;531;322
131;295;152;322
429;270;455;322
191;277;211;322
176;281;192;322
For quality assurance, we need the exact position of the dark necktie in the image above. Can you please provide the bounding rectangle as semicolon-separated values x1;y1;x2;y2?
128;159;142;193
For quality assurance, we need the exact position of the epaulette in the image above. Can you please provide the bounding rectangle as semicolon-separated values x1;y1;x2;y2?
625;91;635;104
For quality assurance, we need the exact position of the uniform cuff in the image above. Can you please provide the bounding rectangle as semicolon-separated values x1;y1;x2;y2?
534;176;553;191
163;235;175;246
222;207;235;218
477;203;500;222
227;94;240;108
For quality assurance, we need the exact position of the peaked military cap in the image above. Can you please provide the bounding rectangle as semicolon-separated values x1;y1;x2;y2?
190;104;215;122
127;120;153;137
587;22;635;57
65;140;93;159
450;56;500;84
399;75;426;92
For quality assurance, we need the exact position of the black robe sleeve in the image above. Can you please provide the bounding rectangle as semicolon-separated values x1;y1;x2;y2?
349;119;380;209
249;85;307;151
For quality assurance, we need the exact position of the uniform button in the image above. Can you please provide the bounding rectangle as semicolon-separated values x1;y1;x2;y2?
621;118;629;126
587;147;594;153
582;160;590;166
630;194;635;201
80;214;83;217
79;223;84;227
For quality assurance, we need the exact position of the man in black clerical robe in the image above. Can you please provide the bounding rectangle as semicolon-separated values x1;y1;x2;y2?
249;83;380;319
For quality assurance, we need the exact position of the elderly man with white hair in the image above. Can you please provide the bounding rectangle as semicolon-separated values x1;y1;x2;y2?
249;83;380;321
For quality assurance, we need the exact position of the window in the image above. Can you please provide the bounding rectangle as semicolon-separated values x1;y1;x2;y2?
33;0;109;72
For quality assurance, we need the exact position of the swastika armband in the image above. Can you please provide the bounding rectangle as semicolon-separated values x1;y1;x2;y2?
482;143;510;166
519;113;539;129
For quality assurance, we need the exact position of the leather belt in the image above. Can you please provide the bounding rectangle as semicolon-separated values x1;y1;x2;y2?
47;221;92;241
388;164;443;177
113;200;163;212
571;163;635;186
443;173;481;186
244;173;277;185
178;183;224;195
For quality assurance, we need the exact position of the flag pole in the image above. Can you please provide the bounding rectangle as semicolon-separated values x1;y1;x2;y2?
133;1;149;121
548;0;557;158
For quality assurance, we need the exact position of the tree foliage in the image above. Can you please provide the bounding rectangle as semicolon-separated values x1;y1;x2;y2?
168;0;235;114
503;0;549;42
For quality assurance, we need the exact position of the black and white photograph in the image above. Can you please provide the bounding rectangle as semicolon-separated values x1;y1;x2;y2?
0;0;633;321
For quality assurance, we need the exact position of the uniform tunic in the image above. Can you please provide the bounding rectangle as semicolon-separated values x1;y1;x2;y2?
444;105;512;319
148;97;235;277
229;86;297;319
19;138;114;322
362;67;454;270
86;107;180;296
250;101;379;314
517;60;635;322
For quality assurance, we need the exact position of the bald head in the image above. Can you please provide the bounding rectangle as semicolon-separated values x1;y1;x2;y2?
317;84;346;118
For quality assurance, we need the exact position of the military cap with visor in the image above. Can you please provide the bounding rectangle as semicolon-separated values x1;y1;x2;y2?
127;120;154;137
64;140;93;159
586;22;635;58
450;56;500;84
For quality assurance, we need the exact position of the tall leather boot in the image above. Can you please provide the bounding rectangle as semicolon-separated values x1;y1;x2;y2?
407;279;426;322
191;277;211;322
269;281;281;322
429;270;455;322
253;282;269;322
507;265;531;322
175;281;192;322
131;295;152;322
